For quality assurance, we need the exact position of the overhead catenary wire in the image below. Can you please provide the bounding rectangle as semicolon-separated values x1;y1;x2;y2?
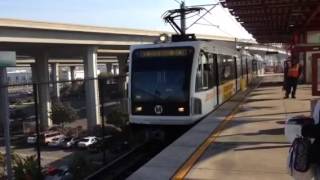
202;16;219;28
217;1;248;33
197;3;240;38
173;0;182;5
186;4;217;30
165;0;239;36
193;13;235;37
187;3;219;8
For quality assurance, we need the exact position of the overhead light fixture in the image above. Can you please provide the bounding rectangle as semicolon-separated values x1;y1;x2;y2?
289;24;295;27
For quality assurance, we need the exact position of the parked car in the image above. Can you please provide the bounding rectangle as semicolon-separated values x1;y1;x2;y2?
61;137;80;148
44;165;73;180
87;136;112;153
77;136;98;148
27;131;64;145
48;137;65;147
27;134;37;144
43;131;65;144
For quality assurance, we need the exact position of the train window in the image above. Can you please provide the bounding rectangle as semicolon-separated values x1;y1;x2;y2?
236;57;241;79
208;54;217;88
196;52;209;91
219;55;235;83
196;52;217;92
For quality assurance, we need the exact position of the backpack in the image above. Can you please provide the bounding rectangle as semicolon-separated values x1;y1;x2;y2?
288;137;311;174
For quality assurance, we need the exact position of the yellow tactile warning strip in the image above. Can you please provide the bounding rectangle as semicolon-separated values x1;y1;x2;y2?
171;105;241;180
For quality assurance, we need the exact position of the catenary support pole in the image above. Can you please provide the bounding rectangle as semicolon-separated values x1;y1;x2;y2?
0;67;13;180
180;1;186;35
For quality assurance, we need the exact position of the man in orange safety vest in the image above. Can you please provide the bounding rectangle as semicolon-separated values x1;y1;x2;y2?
284;58;302;99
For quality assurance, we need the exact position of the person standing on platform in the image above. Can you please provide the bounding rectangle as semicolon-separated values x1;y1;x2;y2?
284;55;302;99
283;60;290;91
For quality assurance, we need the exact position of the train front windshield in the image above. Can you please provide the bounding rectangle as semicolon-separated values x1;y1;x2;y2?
131;47;194;116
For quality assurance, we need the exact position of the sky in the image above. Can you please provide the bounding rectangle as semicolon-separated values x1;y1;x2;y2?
0;0;253;39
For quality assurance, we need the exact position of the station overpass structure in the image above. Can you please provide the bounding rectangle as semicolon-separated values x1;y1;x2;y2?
0;18;286;131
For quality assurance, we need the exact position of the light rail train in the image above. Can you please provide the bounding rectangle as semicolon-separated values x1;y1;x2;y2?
128;38;260;126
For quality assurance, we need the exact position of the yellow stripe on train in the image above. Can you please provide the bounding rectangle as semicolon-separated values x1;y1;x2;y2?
222;81;234;101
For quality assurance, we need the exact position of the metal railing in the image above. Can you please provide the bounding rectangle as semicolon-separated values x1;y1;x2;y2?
0;75;132;179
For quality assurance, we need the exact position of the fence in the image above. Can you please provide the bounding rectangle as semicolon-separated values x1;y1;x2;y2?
0;75;134;179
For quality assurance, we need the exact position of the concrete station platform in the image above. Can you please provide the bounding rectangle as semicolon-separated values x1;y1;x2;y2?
128;74;316;180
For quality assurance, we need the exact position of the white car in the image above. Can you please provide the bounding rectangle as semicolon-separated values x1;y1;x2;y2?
27;131;64;144
48;137;65;147
61;137;80;148
27;134;37;144
77;136;98;148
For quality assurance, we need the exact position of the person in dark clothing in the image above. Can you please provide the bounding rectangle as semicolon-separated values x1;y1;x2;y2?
284;57;302;99
283;60;290;91
302;124;320;178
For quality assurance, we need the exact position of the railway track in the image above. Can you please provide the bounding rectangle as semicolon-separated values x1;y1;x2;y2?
85;141;164;180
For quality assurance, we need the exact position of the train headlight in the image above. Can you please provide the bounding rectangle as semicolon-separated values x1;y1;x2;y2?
178;107;185;112
159;33;169;42
135;106;143;112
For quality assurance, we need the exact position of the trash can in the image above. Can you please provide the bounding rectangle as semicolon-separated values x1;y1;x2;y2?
284;116;314;143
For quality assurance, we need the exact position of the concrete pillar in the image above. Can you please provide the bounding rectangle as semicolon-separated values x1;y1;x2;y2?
84;46;101;131
34;53;52;130
117;55;127;91
70;66;76;81
51;63;60;98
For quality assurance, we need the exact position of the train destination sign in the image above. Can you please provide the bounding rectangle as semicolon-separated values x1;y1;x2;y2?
0;51;16;67
137;48;192;58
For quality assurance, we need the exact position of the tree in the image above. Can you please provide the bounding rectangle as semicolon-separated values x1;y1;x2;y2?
51;100;78;126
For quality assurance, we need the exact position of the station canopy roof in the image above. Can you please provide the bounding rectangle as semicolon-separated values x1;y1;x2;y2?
220;0;320;43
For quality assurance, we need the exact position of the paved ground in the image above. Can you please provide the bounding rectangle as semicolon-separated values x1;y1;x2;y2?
185;76;314;179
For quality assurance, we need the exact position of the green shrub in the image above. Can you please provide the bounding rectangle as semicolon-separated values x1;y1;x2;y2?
12;155;42;180
51;100;78;126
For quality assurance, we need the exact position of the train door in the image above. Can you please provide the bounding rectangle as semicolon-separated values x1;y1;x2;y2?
234;57;238;91
240;55;248;90
235;57;241;91
194;51;219;115
215;54;220;105
218;55;237;103
245;57;249;84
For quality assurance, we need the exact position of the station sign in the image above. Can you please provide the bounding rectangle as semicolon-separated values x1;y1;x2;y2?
0;51;16;67
135;48;194;58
